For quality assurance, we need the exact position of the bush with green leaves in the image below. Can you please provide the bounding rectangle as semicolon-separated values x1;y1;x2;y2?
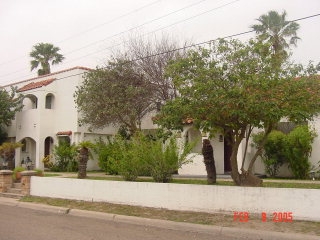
142;135;193;183
252;130;287;177
106;134;144;181
285;125;316;179
100;132;193;182
95;138;118;175
51;140;78;172
253;125;316;179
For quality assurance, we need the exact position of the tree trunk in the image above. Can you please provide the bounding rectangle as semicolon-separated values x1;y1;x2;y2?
230;135;241;186
239;172;262;187
78;147;89;179
202;139;216;184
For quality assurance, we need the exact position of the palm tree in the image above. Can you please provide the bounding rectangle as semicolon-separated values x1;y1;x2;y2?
30;43;65;76
251;10;300;59
77;141;95;179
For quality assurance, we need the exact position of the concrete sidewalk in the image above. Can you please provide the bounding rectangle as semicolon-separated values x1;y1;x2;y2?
0;196;319;240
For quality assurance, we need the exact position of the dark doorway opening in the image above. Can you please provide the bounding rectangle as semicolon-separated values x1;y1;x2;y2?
44;137;53;156
224;132;232;173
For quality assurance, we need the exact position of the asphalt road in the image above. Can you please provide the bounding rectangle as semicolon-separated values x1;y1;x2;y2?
0;204;227;240
0;200;318;240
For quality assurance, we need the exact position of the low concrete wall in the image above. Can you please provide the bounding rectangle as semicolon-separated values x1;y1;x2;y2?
30;177;320;221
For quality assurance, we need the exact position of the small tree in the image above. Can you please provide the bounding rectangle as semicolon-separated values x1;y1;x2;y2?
0;87;23;127
155;38;320;186
0;142;23;170
75;34;188;135
74;59;154;135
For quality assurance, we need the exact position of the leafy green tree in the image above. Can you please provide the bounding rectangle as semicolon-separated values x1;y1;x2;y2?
155;39;320;186
30;43;64;76
251;10;300;61
74;59;154;135
0;87;23;127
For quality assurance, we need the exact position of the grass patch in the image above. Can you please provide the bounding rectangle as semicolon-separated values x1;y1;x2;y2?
263;181;320;189
48;172;320;189
86;175;235;185
84;175;320;189
20;196;320;236
44;173;61;177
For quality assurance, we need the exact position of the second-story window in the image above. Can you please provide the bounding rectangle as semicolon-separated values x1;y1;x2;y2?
45;94;52;109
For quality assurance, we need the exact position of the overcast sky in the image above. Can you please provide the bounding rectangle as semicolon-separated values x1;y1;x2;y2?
0;0;319;86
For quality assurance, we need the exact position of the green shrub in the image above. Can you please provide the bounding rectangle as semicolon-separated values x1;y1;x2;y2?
253;125;316;179
110;135;144;181
285;125;316;179
51;140;78;172
253;130;287;177
95;138;118;175
101;132;193;182
143;136;193;183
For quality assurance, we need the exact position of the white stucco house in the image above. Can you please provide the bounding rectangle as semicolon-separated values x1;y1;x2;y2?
2;66;154;170
2;66;319;177
2;67;108;169
180;119;320;178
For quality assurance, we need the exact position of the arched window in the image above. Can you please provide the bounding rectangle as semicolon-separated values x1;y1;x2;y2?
45;94;54;109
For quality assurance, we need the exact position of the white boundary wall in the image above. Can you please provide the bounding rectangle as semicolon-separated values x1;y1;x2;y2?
30;177;320;221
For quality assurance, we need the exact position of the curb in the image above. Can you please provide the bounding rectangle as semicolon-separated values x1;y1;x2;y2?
1;197;319;240
0;197;70;214
69;209;320;240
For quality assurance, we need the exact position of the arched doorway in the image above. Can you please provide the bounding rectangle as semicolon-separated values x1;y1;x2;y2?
19;137;36;169
44;136;54;157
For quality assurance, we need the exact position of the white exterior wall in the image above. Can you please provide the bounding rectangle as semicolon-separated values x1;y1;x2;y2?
179;126;225;175
31;177;320;221
4;67;117;170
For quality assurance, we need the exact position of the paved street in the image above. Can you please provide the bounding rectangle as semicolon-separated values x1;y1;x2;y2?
0;201;318;240
0;204;224;240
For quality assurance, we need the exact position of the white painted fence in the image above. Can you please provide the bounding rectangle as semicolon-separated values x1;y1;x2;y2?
30;177;320;221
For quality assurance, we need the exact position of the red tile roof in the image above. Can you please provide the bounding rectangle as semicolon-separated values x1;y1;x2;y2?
3;66;92;87
56;131;72;136
18;78;55;92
